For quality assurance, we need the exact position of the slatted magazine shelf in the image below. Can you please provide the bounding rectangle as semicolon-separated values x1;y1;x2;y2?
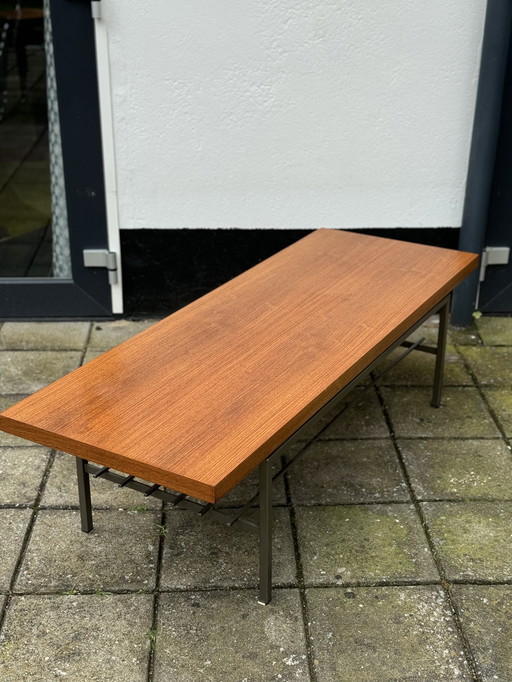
0;229;478;604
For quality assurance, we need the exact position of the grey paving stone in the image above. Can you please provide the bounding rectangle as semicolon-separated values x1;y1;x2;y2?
400;439;512;501
81;349;104;365
287;439;409;505
449;324;482;346
15;509;160;592
88;319;156;350
307;586;471;682
296;504;438;585
382;387;500;438
41;451;161;510
0;446;51;505
154;589;309;682
0;396;30;446
0;509;31;591
295;401;347;442
484;388;512;437
422;501;512;581
0;322;90;350
406;319;443;345
0;351;82;394
160;508;295;589
214;460;287;507
451;585;512;681
376;343;471;386
475;316;512;346
0;594;152;682
459;346;512;386
319;388;389;439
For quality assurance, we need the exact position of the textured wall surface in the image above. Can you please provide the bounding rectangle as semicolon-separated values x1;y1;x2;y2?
103;0;486;229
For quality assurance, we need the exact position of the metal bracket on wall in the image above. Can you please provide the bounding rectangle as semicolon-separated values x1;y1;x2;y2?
479;246;510;282
83;249;118;285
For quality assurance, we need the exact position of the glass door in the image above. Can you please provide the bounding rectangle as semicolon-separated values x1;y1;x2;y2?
0;0;114;317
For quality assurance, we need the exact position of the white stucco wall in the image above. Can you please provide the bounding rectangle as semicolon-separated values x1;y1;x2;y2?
102;0;486;230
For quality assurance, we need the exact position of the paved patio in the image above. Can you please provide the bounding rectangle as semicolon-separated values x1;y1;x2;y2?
0;316;511;681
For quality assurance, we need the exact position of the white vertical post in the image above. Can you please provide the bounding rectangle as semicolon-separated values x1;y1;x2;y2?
92;9;123;314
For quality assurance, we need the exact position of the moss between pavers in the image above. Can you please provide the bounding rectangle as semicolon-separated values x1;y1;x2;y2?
475;317;512;346
155;590;309;682
458;346;512;386
422;501;512;581
0;594;152;682
15;509;160;593
0;322;90;351
307;586;471;682
0;446;51;505
382;387;500;438
0;351;82;394
296;504;438;585
451;585;512;681
399;439;512;501
287;439;409;505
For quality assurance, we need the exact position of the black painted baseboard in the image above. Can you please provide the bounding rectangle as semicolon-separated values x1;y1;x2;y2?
120;227;460;317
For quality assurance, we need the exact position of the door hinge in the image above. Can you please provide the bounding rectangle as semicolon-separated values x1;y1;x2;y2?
479;246;510;282
83;249;118;285
91;0;101;20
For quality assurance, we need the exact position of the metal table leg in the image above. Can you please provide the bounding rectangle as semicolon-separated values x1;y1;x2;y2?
76;457;93;532
431;296;450;408
258;457;273;605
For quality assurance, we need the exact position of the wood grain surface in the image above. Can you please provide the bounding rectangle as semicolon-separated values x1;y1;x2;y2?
0;230;478;502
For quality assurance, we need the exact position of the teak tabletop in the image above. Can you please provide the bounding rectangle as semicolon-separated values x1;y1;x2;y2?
0;230;478;502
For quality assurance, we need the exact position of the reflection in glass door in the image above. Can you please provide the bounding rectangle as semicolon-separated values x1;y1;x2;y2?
0;0;70;278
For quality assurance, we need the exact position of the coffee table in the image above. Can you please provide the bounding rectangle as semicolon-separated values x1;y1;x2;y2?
0;229;478;603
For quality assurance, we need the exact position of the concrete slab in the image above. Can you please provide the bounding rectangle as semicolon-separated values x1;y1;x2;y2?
452;584;512;681
0;594;152;682
319;388;389;439
0;396;29;446
400;439;512;501
0;509;31;591
376;343;471;386
154;589;309;682
0;322;90;350
88;320;156;350
459;347;512;386
15;509;160;593
0;351;82;394
160;508;295;589
287;439;409;505
296;504;438;585
0;446;50;505
449;325;482;346
382;387;500;438
484;388;512;437
307;586;471;681
41;452;162;510
213;460;287;507
475;316;512;346
422;501;512;581
82;350;104;365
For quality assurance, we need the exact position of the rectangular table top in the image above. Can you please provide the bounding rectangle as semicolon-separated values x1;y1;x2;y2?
0;230;478;502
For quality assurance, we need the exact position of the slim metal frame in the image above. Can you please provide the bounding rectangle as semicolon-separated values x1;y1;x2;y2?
75;295;451;604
